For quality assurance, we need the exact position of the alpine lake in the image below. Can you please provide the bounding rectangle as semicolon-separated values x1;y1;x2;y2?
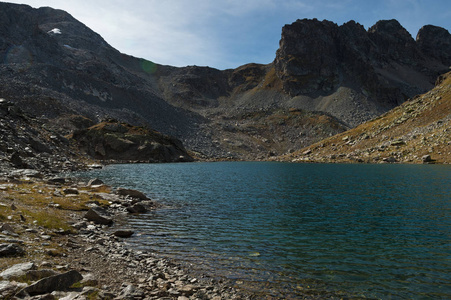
75;162;451;299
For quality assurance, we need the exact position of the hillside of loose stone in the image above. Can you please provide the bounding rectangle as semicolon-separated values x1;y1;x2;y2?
282;72;451;164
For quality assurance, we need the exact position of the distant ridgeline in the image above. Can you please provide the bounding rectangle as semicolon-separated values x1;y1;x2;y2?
0;2;450;160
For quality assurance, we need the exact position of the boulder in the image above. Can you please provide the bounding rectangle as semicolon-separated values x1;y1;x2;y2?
63;188;79;195
126;203;147;214
0;223;16;235
84;207;113;225
0;243;25;257
0;280;27;299
10;152;25;168
88;178;104;186
16;270;83;297
116;188;149;200
118;284;145;300
422;154;433;163
0;262;36;279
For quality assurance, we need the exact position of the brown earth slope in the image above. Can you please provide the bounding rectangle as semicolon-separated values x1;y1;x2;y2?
282;72;451;164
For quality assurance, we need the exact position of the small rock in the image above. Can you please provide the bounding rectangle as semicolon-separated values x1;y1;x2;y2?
46;177;66;185
382;157;397;163
113;230;134;238
422;154;432;162
63;188;79;195
41;235;52;241
71;221;87;230
0;243;25;257
180;284;196;295
0;280;27;299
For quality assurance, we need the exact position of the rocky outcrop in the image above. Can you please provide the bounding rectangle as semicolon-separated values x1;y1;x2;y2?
416;25;451;65
71;119;193;162
274;19;449;105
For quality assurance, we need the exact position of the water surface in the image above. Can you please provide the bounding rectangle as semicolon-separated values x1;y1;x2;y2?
78;162;451;298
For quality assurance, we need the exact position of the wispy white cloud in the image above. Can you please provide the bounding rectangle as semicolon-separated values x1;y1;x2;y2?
5;0;451;69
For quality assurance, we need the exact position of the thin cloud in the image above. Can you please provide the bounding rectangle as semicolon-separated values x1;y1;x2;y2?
4;0;451;69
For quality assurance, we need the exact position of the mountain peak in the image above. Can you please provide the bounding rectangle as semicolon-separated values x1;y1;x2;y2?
416;25;451;65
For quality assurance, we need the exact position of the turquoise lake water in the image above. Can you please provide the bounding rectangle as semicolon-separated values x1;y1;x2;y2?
79;162;451;299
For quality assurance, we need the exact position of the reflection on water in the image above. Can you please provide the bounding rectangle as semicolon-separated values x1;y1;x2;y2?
77;162;451;298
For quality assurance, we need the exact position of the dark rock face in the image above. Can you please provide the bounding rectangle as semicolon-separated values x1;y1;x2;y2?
275;19;340;95
416;25;451;65
274;18;450;105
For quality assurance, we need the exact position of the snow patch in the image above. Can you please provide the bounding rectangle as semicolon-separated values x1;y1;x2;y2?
47;28;62;35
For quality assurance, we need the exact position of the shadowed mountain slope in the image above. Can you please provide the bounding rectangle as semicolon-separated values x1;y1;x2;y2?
1;3;450;159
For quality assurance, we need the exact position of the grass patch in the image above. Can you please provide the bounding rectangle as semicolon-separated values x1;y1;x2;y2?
7;182;110;212
23;208;73;232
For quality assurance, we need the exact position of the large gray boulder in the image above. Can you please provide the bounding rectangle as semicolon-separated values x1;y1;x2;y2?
116;188;149;200
84;207;113;225
0;262;36;279
16;270;83;297
126;203;147;214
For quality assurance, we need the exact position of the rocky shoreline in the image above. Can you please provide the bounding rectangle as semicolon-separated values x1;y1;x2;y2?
0;170;251;299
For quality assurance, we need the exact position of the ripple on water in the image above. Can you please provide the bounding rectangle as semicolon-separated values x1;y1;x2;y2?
75;162;451;299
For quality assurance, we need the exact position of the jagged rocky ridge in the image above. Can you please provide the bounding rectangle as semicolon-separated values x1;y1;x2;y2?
1;2;450;159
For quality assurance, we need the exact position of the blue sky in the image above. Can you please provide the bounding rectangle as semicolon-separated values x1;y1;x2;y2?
6;0;451;70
